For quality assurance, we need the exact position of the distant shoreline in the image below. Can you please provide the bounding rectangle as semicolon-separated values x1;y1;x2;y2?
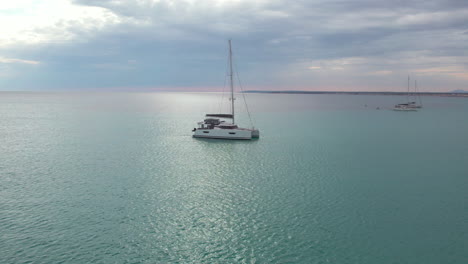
244;90;468;97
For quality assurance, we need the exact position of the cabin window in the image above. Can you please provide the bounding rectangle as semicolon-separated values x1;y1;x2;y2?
229;132;236;134
203;131;209;133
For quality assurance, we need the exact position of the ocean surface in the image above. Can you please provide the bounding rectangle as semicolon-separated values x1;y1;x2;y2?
1;92;467;263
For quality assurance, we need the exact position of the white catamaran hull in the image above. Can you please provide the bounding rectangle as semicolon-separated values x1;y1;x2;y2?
193;128;254;139
393;107;417;111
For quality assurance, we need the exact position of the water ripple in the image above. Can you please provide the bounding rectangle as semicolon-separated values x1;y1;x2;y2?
1;93;467;263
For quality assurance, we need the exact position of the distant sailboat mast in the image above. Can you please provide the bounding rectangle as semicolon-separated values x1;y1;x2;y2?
393;75;420;111
407;75;410;103
229;39;235;124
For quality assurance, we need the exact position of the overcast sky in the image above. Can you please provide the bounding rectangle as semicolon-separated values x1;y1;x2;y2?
1;0;467;92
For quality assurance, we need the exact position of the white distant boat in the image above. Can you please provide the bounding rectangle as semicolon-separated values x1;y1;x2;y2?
192;40;260;140
393;76;422;111
393;104;418;111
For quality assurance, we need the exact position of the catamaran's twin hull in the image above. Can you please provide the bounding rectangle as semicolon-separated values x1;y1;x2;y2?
193;128;258;140
393;107;418;111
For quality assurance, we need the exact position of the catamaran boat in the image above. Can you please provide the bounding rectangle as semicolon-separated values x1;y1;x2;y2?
192;40;260;140
393;76;422;111
393;103;418;111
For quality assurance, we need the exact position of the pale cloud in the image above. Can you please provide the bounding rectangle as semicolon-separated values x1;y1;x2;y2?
395;10;468;27
258;9;290;18
92;60;137;70
448;72;468;80
70;0;287;38
0;0;126;47
309;57;368;71
0;57;40;65
367;70;393;76
414;66;468;80
269;38;288;44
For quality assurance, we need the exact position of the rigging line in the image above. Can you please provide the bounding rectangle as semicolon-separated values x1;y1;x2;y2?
233;59;255;128
407;75;410;103
414;80;417;104
218;68;228;114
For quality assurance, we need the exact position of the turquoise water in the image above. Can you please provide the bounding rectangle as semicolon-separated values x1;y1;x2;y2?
1;92;467;263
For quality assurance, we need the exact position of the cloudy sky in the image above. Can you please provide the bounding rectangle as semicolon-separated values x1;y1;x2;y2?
1;0;467;92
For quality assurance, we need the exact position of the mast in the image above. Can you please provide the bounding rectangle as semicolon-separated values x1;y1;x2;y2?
228;39;235;124
407;75;410;103
415;80;417;104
